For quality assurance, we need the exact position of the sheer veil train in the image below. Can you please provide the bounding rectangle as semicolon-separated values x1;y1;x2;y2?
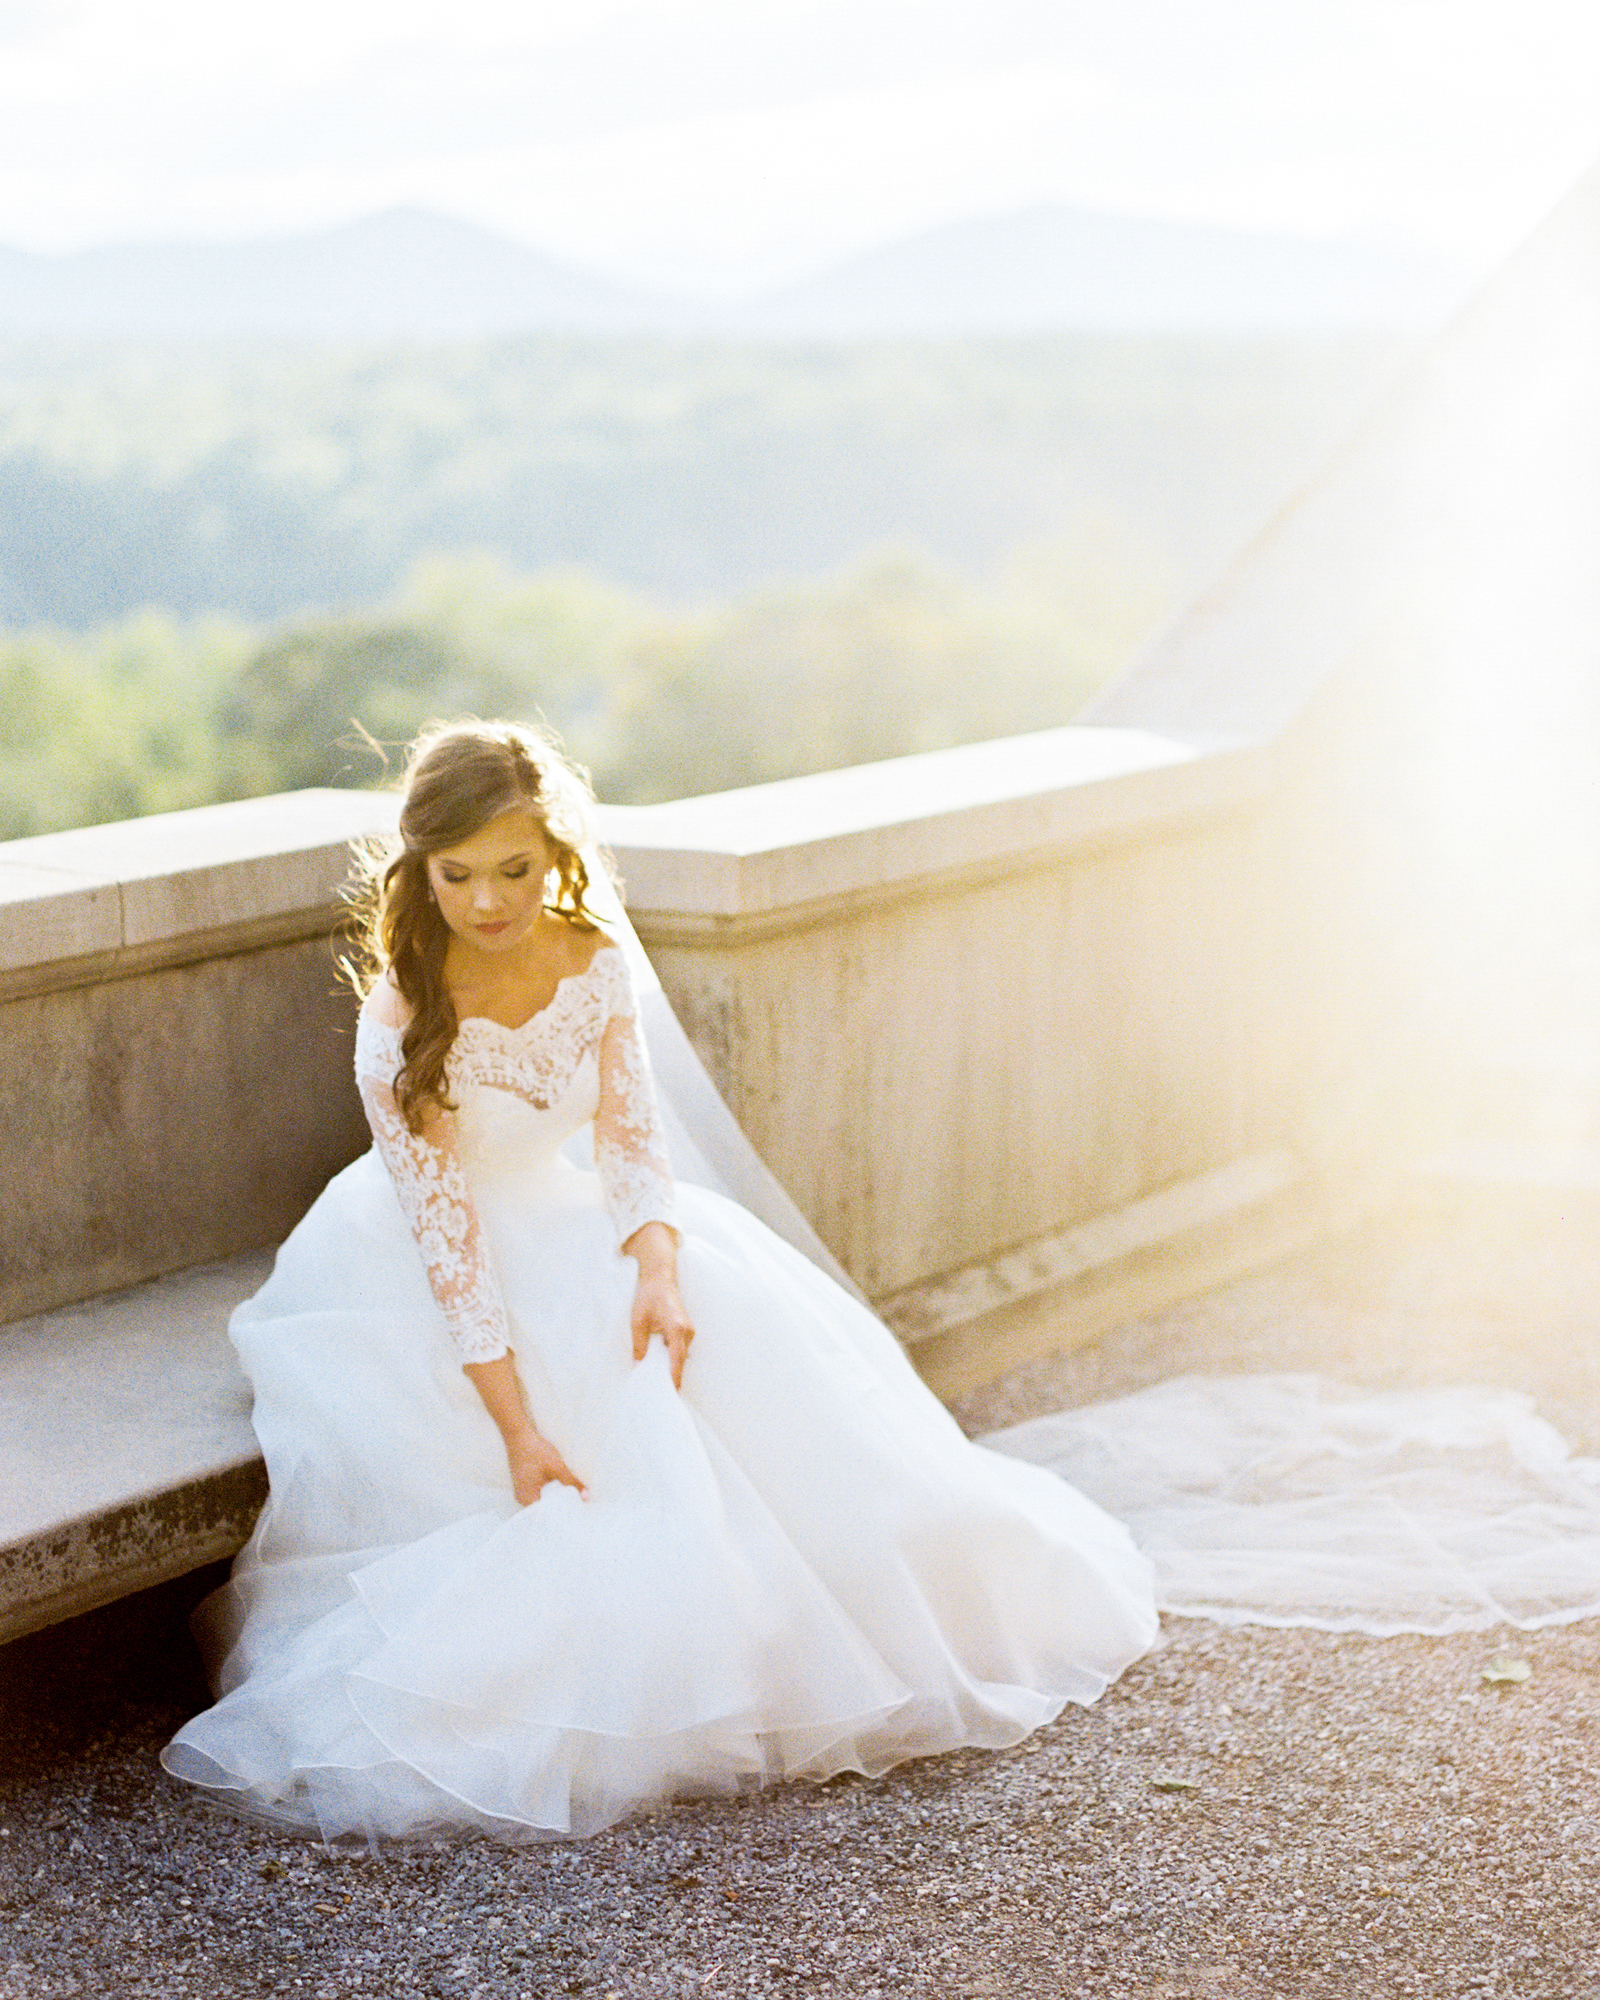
578;848;864;1300
597;851;1600;1641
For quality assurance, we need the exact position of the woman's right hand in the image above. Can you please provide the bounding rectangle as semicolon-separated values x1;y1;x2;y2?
462;1355;588;1505
505;1433;588;1506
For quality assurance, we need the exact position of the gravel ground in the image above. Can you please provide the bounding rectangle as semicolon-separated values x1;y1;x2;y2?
5;1184;1600;2000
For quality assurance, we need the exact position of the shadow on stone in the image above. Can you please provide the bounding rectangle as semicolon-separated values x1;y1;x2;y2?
0;1561;227;1773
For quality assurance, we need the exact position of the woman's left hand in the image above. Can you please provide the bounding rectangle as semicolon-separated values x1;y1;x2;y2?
624;1220;693;1390
630;1272;695;1390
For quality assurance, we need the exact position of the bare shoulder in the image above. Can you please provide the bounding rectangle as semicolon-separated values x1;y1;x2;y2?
361;969;411;1030
561;917;619;978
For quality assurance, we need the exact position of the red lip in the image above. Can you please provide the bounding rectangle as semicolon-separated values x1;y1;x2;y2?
474;920;511;935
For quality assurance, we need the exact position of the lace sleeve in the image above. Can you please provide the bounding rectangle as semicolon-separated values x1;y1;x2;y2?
593;951;680;1249
354;1005;511;1366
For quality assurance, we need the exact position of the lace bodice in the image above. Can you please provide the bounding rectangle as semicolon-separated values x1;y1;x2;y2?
353;942;678;1364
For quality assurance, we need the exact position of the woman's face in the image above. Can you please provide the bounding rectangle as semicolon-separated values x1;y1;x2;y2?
426;807;558;956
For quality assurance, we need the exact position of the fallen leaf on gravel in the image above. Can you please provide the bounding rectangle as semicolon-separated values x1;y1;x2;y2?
1150;1777;1201;1793
258;1860;286;1880
1482;1653;1532;1685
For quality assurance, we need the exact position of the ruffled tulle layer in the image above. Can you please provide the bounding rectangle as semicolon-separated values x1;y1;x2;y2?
163;1155;1157;1842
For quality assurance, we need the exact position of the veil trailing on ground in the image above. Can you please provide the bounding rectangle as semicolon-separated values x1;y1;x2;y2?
591;851;1600;1639
984;1375;1600;1636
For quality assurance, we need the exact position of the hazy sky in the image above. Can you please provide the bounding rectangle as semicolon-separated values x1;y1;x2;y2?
2;0;1598;292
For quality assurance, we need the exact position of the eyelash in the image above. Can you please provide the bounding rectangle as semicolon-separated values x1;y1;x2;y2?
438;865;531;885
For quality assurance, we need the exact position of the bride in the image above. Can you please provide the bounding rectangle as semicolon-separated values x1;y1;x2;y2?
162;718;1160;1844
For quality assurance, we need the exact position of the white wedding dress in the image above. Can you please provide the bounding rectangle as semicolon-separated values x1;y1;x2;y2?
162;943;1159;1844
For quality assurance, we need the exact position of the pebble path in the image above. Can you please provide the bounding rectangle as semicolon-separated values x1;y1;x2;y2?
4;1184;1599;1999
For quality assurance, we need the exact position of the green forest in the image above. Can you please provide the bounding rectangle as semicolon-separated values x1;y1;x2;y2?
0;531;1173;836
0;330;1401;835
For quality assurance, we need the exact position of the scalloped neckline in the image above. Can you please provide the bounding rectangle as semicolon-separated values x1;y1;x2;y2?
453;942;619;1039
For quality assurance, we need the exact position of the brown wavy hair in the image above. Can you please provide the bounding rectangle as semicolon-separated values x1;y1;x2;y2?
345;719;603;1133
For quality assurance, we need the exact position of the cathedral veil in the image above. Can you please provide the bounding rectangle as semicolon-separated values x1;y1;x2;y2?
578;846;867;1303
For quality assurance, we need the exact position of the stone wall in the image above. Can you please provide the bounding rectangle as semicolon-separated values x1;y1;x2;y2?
603;729;1327;1374
1;728;1344;1389
0;728;1390;1638
1;792;388;1323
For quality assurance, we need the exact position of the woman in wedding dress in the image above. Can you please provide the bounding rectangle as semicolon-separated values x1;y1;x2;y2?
162;719;1159;1844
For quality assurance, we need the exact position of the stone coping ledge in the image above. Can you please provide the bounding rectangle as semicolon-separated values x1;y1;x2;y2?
603;727;1274;938
0;789;399;993
0;728;1275;990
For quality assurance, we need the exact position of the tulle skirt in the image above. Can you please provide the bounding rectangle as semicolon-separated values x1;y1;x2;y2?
162;1150;1158;1842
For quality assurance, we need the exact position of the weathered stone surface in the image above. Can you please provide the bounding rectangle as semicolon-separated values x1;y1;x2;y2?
0;860;120;971
0;788;397;1322
0;939;368;1323
0;1253;269;1643
1;788;396;960
600;726;1265;926
606;737;1299;1303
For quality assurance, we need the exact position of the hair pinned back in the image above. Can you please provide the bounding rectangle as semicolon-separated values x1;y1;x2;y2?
343;718;604;1132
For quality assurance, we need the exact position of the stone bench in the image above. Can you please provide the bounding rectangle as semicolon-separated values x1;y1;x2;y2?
2;789;392;1645
0;1251;268;1645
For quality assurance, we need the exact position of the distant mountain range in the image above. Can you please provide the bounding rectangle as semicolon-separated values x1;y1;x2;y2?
0;204;1473;341
740;207;1472;337
0;209;666;341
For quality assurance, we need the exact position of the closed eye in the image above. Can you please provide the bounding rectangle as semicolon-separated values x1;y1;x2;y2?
435;858;535;884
